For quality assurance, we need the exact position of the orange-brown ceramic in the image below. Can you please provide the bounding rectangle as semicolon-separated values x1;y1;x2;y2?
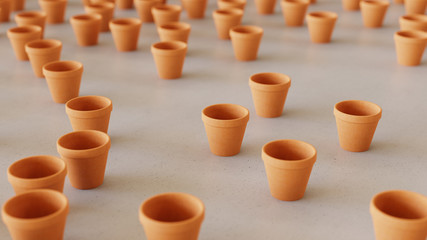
181;0;207;19
280;0;310;27
360;0;389;28
394;30;427;66
116;0;133;9
84;1;115;32
7;25;42;61
306;11;338;43
109;18;142;51
151;41;187;79
217;0;246;10
157;22;191;43
342;0;360;10
15;11;47;37
38;0;67;24
11;0;25;11
151;4;182;26
0;0;11;22
229;25;263;61
399;14;427;31
25;39;62;77
134;0;160;22
213;8;243;39
254;0;276;14
70;13;102;46
404;0;427;14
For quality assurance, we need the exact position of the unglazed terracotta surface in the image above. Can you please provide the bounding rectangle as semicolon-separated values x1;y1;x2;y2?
1;0;427;239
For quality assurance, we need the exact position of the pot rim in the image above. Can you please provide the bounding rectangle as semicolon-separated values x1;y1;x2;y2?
65;95;113;118
334;100;382;123
249;72;291;92
262;139;317;169
202;103;249;128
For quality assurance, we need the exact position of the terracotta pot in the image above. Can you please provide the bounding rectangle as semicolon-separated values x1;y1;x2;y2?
25;39;62;78
360;0;389;28
399;14;427;31
139;192;205;240
134;0;160;22
334;100;382;152
7;155;67;194
57;130;111;190
109;18;142;51
217;0;246;9
201;103;249;156
394;0;404;3
394;30;427;66
157;21;191;43
84;1;115;32
42;60;84;103
38;0;67;24
151;4;182;26
0;0;11;22
1;189;69;240
249;72;291;118
306;11;338;43
229;25;263;61
370;190;427;240
151;41;187;79
181;0;207;19
65;95;113;133
70;13;102;46
342;0;360;10
11;0;25;12
7;25;42;61
212;8;244;40
310;0;316;3
254;0;276;14
280;0;310;27
262;139;316;201
15;11;47;38
116;0;133;9
404;0;427;14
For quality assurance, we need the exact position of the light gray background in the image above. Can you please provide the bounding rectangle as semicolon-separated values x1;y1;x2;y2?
1;0;426;239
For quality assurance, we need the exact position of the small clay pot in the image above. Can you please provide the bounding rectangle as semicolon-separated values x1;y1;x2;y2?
109;18;142;51
1;189;69;240
151;41;187;79
404;0;427;14
0;0;11;22
334;100;382;152
217;0;246;10
38;0;67;24
201;103;249;156
394;0;403;3
181;0;208;19
7;25;42;61
65;95;113;133
157;21;191;43
262;139;316;201
139;192;205;240
70;13;102;46
360;0;389;28
370;190;427;240
306;11;338;43
342;0;360;10
7;155;67;194
116;0;133;9
11;0;25;11
212;8;244;40
249;72;291;118
399;14;427;31
42;60;84;103
280;0;310;27
25;39;62;78
57;130;111;190
151;4;182;26
84;1;115;32
229;25;263;61
15;11;47;38
394;30;427;66
134;0;160;22
254;0;276;14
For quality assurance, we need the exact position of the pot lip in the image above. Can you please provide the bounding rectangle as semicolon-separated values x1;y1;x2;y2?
213;8;244;16
218;0;246;3
85;1;115;9
25;39;62;53
2;189;69;225
249;72;291;91
370;190;427;223
307;11;338;20
334;99;382;123
360;0;390;7
262;139;317;169
158;21;191;31
109;17;142;28
70;13;102;22
15;10;47;19
139;192;205;226
57;130;111;153
152;4;182;12
201;103;249;127
230;25;263;35
281;0;310;5
65;95;113;117
7;25;42;38
151;40;188;53
43;60;83;75
400;14;427;22
394;30;427;42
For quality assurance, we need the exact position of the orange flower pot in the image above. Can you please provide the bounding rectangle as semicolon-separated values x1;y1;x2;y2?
404;0;427;14
249;72;291;118
116;0;133;9
262;139;316;201
70;13;102;46
370;190;427;240
213;8;244;40
38;0;67;24
334;100;382;152
139;192;205;240
65;95;113;133
15;11;47;38
394;30;427;66
11;0;25;11
2;189;69;240
342;0;360;10
109;18;142;52
7;155;67;194
360;0;389;28
157;22;191;43
181;0;208;19
151;41;187;79
57;130;111;189
25;39;62;78
134;0;160;22
0;0;11;22
306;11;338;43
201;103;249;156
43;61;84;103
7;25;42;61
254;0;276;14
280;0;310;27
217;0;246;10
229;25;263;61
399;14;427;31
151;4;182;26
84;1;115;32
